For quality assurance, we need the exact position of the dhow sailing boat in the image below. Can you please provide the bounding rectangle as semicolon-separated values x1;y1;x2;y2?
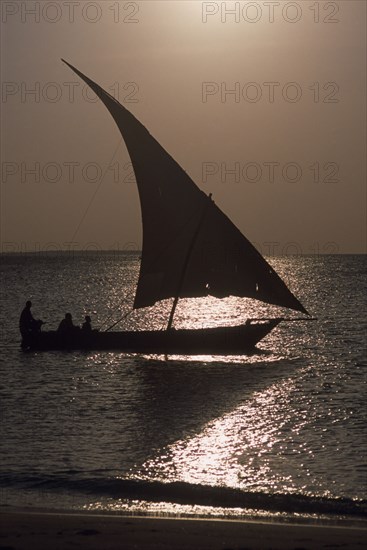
22;60;311;354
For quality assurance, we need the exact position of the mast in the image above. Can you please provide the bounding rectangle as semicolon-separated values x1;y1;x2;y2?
167;195;213;330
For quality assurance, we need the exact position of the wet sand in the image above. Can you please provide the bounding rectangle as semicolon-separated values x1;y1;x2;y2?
0;510;366;549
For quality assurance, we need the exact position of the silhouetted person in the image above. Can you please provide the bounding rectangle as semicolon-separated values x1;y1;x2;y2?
19;301;34;336
58;313;77;333
19;301;43;348
82;315;92;332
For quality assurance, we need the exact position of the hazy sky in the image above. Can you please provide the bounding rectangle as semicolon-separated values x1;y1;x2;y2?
1;0;366;254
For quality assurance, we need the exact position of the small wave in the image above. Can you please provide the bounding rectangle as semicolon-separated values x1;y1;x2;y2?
1;473;366;518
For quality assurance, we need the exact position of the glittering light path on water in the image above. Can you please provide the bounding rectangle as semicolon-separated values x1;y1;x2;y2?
135;366;361;500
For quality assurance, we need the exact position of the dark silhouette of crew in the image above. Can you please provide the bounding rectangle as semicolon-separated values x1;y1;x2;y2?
19;301;43;347
82;315;92;332
19;301;34;336
58;313;78;333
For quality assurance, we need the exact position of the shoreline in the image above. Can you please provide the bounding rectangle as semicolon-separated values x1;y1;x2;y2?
2;502;367;527
1;508;366;550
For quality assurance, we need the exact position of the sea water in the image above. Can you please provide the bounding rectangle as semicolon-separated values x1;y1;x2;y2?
0;253;366;521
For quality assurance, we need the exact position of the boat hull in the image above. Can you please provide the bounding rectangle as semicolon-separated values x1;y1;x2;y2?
21;320;282;355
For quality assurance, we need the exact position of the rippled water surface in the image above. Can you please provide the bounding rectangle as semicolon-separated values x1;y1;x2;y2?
0;253;366;518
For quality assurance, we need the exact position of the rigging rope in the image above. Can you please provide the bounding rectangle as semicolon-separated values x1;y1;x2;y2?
70;139;123;244
68;138;129;331
104;309;133;332
98;299;133;331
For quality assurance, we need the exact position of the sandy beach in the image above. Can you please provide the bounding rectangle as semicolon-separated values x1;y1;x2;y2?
0;510;366;550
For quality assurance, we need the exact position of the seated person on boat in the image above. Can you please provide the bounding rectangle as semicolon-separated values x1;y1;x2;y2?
82;315;92;332
58;313;79;333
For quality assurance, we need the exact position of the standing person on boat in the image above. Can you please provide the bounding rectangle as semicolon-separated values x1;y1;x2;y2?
19;301;43;348
82;315;92;332
58;313;78;333
19;300;43;334
19;301;35;337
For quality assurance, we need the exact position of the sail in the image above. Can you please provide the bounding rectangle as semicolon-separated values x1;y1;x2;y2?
62;60;308;315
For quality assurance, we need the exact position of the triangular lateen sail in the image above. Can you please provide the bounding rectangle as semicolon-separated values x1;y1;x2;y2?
62;60;308;316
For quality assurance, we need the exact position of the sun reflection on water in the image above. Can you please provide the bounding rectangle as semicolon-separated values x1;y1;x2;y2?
83;499;299;522
133;372;339;499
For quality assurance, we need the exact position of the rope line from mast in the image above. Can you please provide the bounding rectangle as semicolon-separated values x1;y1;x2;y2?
104;309;133;332
70;139;123;244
